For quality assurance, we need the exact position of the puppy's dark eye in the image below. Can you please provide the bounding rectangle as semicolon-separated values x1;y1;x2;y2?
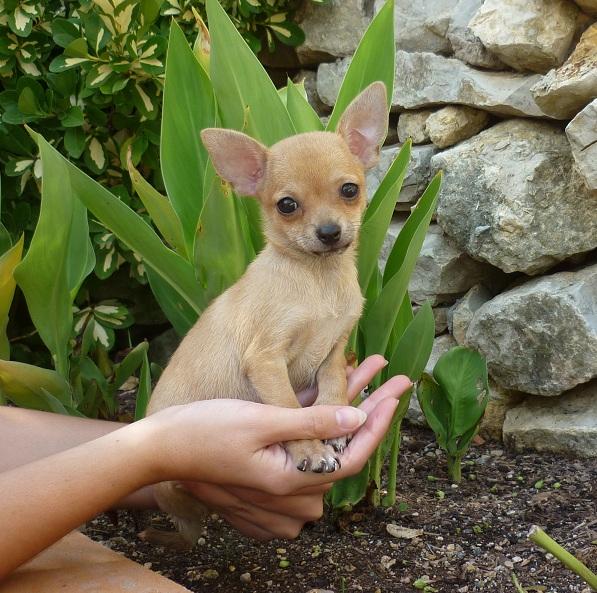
277;197;299;215
340;183;359;199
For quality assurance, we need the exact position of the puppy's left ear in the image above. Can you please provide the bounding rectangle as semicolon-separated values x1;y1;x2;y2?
337;82;388;169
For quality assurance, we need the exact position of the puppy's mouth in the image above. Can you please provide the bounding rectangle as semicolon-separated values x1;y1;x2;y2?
311;241;353;256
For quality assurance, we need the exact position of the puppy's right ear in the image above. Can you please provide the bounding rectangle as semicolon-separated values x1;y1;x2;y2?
201;129;268;196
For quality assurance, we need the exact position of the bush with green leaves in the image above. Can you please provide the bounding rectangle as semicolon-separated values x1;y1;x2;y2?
417;346;490;483
0;0;441;506
0;0;320;266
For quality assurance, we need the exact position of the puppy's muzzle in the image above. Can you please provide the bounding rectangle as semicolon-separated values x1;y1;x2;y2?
316;223;342;246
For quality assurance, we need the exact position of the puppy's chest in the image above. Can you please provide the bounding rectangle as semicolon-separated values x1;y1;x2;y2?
286;291;361;387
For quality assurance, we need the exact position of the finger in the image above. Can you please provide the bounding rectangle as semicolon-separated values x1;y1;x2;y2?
346;355;387;402
264;396;401;493
221;514;277;541
257;404;367;444
341;397;400;470
358;375;412;415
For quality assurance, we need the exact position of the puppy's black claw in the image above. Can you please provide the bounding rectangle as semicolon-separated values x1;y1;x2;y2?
297;459;309;472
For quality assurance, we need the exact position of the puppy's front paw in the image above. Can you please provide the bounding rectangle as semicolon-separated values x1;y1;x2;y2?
325;434;352;454
285;439;341;473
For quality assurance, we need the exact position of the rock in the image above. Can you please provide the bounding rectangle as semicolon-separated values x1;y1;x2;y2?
407;334;457;426
466;264;597;396
425;105;490;148
449;284;492;345
366;144;438;204
446;0;506;69
479;381;521;442
531;24;597;119
432;119;597;275
294;70;330;116
380;223;504;306
318;52;547;117
572;0;597;15
374;0;457;54
397;110;434;144
414;304;450;335
503;380;597;457
296;0;371;64
468;0;578;73
566;99;597;190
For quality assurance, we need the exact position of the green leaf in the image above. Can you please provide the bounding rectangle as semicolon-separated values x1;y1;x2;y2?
64;127;86;159
60;106;85;127
52;18;81;48
161;20;215;255
207;0;295;145
0;235;24;359
146;267;198;335
361;172;441;357
326;0;395;131
15;131;95;377
433;346;490;446
286;79;323;133
128;161;186;254
0;359;72;411
17;86;46;116
387;301;435;382
112;341;149;394
134;350;152;420
417;373;450;451
268;20;305;47
327;461;370;509
358;141;411;292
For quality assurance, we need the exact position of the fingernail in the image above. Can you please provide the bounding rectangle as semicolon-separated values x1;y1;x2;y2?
382;358;389;367
336;407;367;430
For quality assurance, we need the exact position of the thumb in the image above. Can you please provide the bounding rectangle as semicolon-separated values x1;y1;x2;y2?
259;405;367;444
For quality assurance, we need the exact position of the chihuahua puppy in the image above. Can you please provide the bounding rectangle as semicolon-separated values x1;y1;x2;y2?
146;82;388;545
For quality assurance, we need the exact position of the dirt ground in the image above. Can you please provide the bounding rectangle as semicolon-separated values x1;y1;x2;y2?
87;425;596;593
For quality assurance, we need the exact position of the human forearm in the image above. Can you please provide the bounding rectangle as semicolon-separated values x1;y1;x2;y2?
0;424;152;579
0;407;156;509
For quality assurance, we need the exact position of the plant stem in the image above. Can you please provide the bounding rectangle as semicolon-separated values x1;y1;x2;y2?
447;454;462;483
511;572;527;593
528;525;597;590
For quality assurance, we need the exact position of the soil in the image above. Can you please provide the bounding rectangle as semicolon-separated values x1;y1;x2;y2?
86;425;596;593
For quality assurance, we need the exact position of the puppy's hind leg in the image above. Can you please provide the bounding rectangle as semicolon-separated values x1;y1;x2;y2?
139;481;208;549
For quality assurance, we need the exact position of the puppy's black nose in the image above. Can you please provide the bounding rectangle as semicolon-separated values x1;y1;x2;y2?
316;223;342;245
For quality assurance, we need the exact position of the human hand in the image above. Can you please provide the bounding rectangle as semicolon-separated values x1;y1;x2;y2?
141;356;410;539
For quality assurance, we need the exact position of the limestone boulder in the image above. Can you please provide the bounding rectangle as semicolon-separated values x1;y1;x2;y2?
318;52;548;118
448;284;492;345
466;264;597;396
380;223;505;306
531;24;597;119
566;99;597;190
431;119;597;275
446;0;506;69
374;0;457;54
503;380;597;457
479;382;521;442
397;110;434;145
425;105;490;148
366;144;438;204
296;0;371;64
468;0;578;73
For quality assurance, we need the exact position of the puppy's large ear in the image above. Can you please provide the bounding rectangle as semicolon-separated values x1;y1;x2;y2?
201;128;268;196
337;82;388;169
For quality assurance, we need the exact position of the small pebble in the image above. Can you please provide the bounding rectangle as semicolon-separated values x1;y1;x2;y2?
203;569;219;580
240;572;252;584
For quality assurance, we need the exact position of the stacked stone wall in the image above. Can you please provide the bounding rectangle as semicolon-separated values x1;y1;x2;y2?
297;0;597;456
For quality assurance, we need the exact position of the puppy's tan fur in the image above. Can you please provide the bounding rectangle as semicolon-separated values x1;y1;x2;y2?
146;83;388;545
